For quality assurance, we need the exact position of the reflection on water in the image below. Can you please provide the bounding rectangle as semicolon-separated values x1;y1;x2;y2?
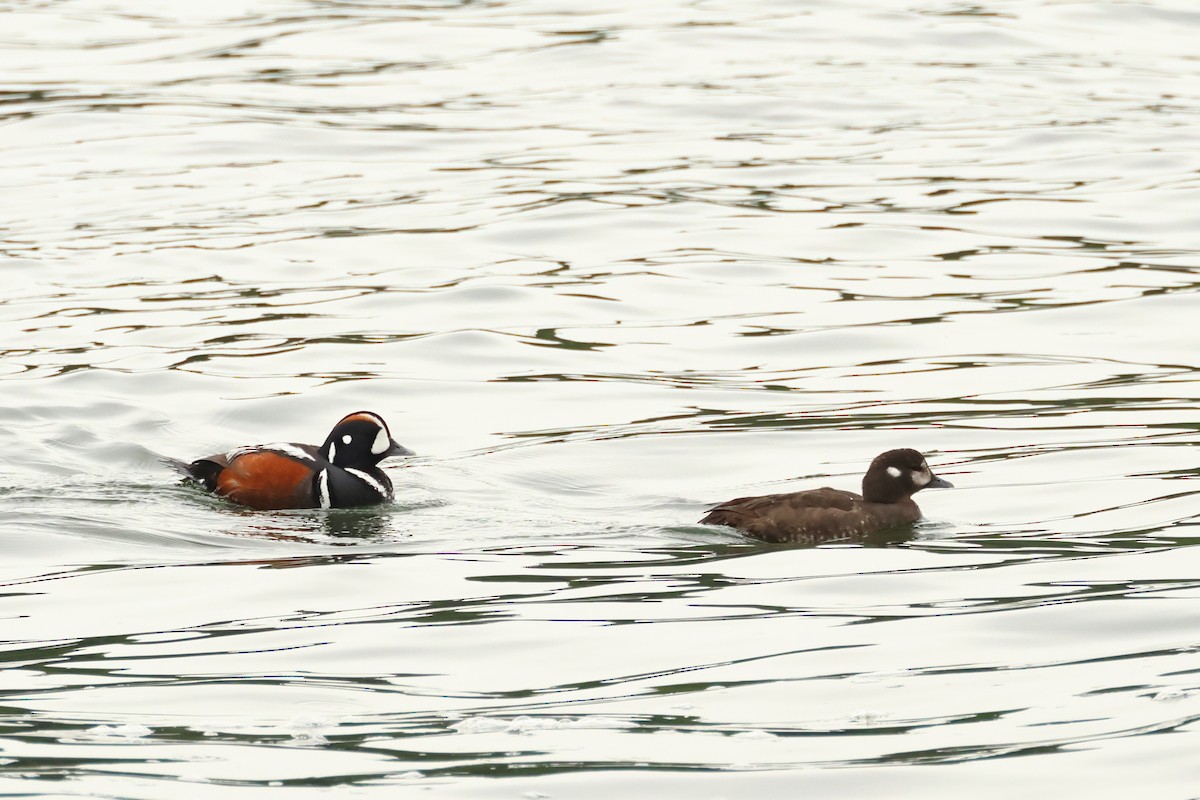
2;0;1199;797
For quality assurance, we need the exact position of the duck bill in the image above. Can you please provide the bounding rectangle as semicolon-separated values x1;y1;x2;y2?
926;475;953;489
384;440;415;458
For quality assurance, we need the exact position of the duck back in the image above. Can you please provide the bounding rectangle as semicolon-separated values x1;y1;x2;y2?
700;487;920;544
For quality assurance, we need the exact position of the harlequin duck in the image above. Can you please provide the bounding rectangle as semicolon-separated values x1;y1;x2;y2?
166;411;414;511
699;448;952;544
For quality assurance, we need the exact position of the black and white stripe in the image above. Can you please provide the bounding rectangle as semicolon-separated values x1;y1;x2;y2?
345;468;389;499
317;469;332;509
227;442;316;463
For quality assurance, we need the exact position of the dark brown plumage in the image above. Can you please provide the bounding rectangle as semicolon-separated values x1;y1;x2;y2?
699;448;952;545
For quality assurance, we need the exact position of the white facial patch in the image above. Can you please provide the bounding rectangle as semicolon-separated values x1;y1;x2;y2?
342;434;352;445
327;441;337;463
887;466;902;478
317;469;331;509
916;464;933;486
371;426;390;455
346;467;388;499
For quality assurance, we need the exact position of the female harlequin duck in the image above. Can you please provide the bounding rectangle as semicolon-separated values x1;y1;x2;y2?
167;411;414;511
699;448;952;544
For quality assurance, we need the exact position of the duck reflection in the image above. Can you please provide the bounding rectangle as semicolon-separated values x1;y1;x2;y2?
220;504;400;544
321;507;394;539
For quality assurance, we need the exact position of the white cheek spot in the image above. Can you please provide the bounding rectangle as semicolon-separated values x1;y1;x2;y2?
317;469;331;509
342;434;352;445
887;466;902;478
917;466;932;486
371;426;389;455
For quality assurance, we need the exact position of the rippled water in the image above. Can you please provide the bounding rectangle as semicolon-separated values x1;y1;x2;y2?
2;0;1199;797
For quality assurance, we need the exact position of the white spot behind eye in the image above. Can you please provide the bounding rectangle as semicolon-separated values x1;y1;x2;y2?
887;466;902;478
342;434;352;445
371;426;389;455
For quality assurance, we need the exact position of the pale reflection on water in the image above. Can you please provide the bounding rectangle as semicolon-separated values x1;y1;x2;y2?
1;0;1199;797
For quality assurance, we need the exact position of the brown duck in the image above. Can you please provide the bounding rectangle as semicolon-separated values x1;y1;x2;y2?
699;448;953;544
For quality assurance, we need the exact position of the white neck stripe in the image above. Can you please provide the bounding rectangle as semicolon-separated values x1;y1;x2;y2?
317;469;332;509
345;468;388;499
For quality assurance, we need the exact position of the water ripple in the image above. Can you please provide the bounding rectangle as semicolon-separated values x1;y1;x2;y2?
2;0;1199;795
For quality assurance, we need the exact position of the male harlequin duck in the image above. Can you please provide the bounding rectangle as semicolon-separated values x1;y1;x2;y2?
699;448;952;544
166;411;414;511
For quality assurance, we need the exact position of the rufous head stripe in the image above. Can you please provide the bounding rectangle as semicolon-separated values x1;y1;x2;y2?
338;412;387;430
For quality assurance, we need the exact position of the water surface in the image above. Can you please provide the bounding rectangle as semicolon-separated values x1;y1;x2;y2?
2;1;1199;797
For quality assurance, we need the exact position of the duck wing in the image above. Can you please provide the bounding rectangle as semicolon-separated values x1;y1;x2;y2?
700;487;870;544
166;443;321;494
